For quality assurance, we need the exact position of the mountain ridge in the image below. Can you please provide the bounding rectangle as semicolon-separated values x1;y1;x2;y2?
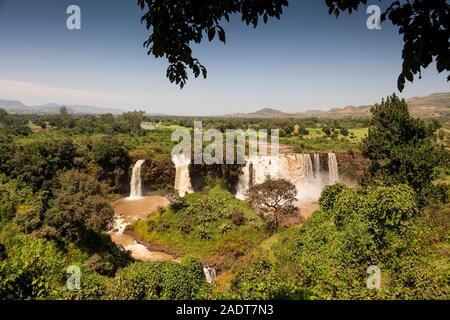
0;99;127;115
1;92;448;118
224;92;449;119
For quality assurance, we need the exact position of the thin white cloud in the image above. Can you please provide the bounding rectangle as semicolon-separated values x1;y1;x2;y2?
0;79;134;108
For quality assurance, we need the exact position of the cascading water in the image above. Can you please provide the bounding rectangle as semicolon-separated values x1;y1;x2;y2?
328;153;339;184
236;160;252;200
304;154;314;183
236;153;339;203
203;267;217;284
109;214;175;261
172;153;193;197
313;153;321;180
129;160;145;200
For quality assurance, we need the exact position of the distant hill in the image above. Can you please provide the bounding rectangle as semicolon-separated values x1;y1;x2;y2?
228;108;287;118
29;103;127;115
224;92;449;119
0;99;127;115
0;99;33;113
406;92;450;119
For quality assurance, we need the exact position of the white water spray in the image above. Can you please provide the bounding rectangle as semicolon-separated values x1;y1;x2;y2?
313;153;321;179
203;267;217;284
328;153;339;184
129;160;145;200
172;153;193;197
236;153;339;203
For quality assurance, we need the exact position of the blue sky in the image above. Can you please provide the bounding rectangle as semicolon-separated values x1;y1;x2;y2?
0;0;448;115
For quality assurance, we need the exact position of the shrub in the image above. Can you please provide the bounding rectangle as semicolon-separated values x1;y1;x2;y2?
179;221;192;234
146;220;156;233
0;243;6;261
332;188;360;229
157;205;166;214
219;222;232;234
229;257;309;300
168;192;188;211
364;184;418;241
0;236;65;299
110;258;206;300
231;210;246;226
319;183;346;212
156;221;170;233
13;205;42;234
198;225;211;241
331;184;419;244
85;253;116;277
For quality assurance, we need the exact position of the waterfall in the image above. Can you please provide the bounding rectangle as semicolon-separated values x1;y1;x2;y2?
203;267;217;284
304;154;314;182
236;156;281;199
236;160;252;200
236;153;339;203
129;160;145;199
313;153;321;179
328;153;339;184
172;153;193;197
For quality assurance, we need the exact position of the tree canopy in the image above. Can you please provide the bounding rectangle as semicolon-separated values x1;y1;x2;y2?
246;179;298;230
138;0;450;90
361;94;448;202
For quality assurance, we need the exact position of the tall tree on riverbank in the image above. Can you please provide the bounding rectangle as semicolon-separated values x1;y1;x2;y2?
246;179;298;230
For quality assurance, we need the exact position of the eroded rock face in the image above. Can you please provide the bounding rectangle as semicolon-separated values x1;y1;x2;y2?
141;158;176;191
335;151;371;182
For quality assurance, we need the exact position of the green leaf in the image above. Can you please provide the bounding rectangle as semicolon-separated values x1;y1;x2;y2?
207;28;215;41
218;29;226;43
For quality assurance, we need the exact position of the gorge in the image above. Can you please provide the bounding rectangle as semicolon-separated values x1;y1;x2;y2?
111;153;341;280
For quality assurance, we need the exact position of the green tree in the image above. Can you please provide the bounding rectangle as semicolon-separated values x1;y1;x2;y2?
4;138;76;191
138;0;449;90
0;236;65;299
246;179;298;230
109;257;207;300
322;127;331;136
56;106;75;128
39;171;114;243
319;183;346;212
138;0;287;88
340;127;349;137
229;256;309;300
91;137;130;187
121;111;144;135
361;94;447;199
0;108;8;124
331;185;418;244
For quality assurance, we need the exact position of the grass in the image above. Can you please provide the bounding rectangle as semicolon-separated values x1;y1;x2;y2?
280;127;367;152
348;128;368;141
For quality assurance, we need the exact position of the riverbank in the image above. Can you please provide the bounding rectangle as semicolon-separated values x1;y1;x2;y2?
109;195;175;261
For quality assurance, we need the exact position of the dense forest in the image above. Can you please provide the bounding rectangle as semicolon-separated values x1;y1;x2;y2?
0;94;448;300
